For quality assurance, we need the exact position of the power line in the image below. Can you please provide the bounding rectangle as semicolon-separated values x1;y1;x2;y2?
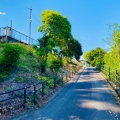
32;12;41;25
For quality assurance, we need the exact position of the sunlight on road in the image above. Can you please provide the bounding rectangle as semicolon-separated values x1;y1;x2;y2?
75;87;111;92
79;100;120;113
68;116;81;120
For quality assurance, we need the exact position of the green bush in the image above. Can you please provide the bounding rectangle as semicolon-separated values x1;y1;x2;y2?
47;78;54;89
0;73;8;80
0;44;22;71
50;59;63;73
40;76;54;89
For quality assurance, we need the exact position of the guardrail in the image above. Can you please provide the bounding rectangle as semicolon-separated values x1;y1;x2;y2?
101;66;120;88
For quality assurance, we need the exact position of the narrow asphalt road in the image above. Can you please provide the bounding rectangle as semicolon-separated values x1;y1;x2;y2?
11;67;120;120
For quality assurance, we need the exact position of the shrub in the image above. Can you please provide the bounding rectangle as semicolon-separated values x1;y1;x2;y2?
47;78;54;89
0;44;22;71
50;59;63;73
19;77;24;83
40;76;54;89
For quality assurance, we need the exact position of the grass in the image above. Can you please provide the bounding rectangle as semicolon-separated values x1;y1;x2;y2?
0;42;81;85
0;42;39;83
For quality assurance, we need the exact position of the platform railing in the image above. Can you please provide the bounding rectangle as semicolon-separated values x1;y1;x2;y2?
0;27;38;45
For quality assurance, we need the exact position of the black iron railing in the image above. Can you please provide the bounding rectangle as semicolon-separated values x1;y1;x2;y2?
0;79;54;106
101;66;120;88
0;70;75;107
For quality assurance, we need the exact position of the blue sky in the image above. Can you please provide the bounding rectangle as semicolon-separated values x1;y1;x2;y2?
0;0;120;59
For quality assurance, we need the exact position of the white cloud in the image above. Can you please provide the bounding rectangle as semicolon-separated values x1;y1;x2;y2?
0;12;6;15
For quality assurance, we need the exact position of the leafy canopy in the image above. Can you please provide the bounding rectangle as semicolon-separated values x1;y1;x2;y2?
38;10;71;41
37;9;83;74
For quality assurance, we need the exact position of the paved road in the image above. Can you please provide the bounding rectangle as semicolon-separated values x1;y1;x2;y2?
11;68;120;120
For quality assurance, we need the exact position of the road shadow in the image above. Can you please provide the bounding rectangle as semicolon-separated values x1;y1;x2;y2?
10;68;120;120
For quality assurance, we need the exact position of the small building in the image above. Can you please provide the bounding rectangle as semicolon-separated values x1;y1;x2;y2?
80;60;90;67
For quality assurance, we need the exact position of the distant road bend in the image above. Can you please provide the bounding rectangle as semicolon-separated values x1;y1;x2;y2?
11;67;120;120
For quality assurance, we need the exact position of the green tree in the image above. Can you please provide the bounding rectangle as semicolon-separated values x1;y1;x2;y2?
60;38;83;61
103;24;120;69
38;10;71;47
37;10;83;72
104;48;119;69
37;35;57;73
84;48;106;68
113;30;120;65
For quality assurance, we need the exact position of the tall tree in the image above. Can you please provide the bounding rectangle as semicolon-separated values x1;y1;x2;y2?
37;9;83;74
38;10;83;61
38;10;71;48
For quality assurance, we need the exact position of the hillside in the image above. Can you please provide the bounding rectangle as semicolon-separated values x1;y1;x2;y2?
0;43;39;84
0;42;82;120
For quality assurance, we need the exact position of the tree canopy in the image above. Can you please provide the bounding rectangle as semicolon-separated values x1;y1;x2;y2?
84;48;106;68
38;10;83;63
38;10;71;42
84;24;120;71
37;9;83;73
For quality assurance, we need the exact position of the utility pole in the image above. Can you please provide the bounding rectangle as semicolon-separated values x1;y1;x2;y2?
10;20;12;28
28;7;32;45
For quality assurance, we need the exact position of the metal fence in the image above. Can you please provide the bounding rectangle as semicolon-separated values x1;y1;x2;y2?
0;70;75;107
101;66;120;88
0;27;38;45
0;78;56;107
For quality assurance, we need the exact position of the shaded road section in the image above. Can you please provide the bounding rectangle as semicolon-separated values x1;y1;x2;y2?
11;68;120;120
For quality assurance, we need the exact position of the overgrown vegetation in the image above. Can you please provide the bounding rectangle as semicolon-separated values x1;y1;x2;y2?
37;10;83;73
0;43;22;79
0;10;83;83
103;25;120;69
84;24;120;70
0;43;39;81
1;44;22;69
0;10;83;120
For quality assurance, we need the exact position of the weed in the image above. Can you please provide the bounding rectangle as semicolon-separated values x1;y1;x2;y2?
4;86;8;92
